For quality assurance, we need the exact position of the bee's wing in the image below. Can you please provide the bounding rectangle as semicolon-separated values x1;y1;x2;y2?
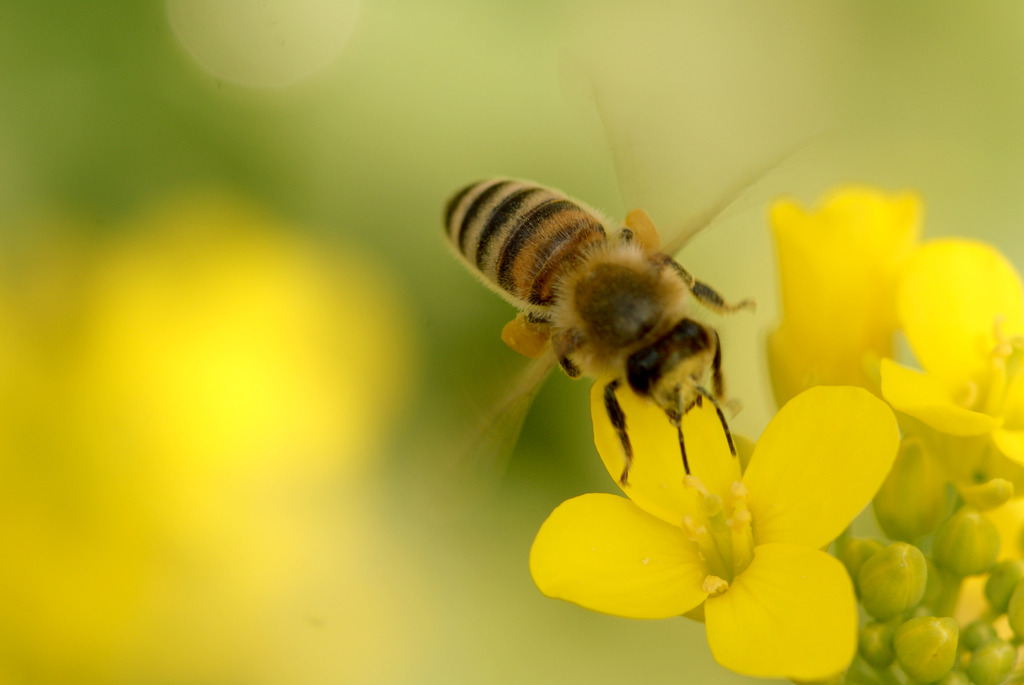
659;142;813;257
429;348;557;519
561;29;832;257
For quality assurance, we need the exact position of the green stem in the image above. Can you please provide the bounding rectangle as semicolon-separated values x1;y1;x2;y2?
876;664;908;685
842;657;885;685
934;568;962;618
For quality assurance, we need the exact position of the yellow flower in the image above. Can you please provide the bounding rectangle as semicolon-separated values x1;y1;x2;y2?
0;196;420;683
881;239;1024;468
530;385;900;680
768;188;921;406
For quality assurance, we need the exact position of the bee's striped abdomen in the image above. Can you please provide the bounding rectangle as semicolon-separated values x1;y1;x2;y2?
445;179;609;307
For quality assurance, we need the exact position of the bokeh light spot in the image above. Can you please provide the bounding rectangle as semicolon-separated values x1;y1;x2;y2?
166;0;362;88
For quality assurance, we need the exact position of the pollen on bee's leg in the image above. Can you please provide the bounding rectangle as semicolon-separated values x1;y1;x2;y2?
624;209;661;251
500;313;550;358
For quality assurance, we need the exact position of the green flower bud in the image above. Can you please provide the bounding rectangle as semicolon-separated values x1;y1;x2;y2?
985;559;1024;614
960;478;1014;511
960;620;997;651
934;670;970;685
966;638;1016;685
858;542;928;620
920;558;947;612
859;621;895;669
907;604;933;619
933;507;1000;577
894;616;959;684
873;438;947;541
837;537;884;593
1006;579;1024;638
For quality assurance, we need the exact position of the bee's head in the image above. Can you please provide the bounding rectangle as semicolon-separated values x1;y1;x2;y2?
625;318;716;414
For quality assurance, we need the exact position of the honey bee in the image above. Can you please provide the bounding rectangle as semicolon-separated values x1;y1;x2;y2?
444;178;754;484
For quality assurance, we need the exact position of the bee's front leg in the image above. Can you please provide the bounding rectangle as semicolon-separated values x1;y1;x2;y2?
551;327;584;378
603;379;633;485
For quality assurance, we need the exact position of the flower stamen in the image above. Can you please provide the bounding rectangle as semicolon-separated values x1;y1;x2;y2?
984;315;1024;418
683;513;728;579
682;476;739;580
684;474;709;498
702;575;729;596
726;482;755;576
956;380;979;409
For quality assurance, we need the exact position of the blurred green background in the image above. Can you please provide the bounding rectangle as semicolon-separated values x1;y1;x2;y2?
3;2;1024;683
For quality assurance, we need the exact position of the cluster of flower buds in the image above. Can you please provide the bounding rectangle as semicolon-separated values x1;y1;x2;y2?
768;189;1024;684
838;493;1021;684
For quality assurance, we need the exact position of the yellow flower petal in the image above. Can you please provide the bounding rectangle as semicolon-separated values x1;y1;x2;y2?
744;386;900;548
768;188;920;404
529;493;708;619
591;379;740;525
993;429;1024;466
899;239;1024;393
881;359;1002;436
705;543;857;680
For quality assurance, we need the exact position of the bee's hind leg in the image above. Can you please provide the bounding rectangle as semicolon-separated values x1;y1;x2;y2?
619;209;661;251
603;379;633;485
501;311;551;359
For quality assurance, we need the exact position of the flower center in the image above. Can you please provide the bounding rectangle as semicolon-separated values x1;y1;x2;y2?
682;476;755;589
976;316;1024;420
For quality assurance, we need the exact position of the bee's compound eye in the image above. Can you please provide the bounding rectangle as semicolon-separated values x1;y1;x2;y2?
626;346;661;396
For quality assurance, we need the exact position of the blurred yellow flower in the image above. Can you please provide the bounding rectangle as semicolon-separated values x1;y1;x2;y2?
0;196;421;683
78;195;411;475
530;385;900;680
768;187;921;406
882;240;1024;471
